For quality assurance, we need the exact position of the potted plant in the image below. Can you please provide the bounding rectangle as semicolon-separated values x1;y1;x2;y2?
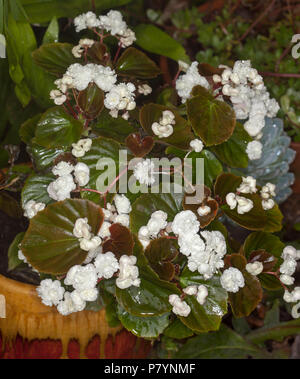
1;3;300;359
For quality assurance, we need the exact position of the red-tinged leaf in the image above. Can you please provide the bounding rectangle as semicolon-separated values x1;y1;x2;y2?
78;83;104;119
126;133;154;157
198;63;224;77
87;42;110;65
145;237;178;281
21;199;104;274
249;249;278;273
226;254;263;318
102;223;134;258
187;85;236;146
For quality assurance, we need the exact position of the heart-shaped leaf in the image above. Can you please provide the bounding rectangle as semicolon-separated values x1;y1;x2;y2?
225;254;263;318
187;86;236;146
21;173;55;208
33;107;83;149
116;47;160;79
21;199;104;274
140;103;194;150
179;268;228;333
32;43;79;76
130;191;184;234
211;122;252;168
78;83;104;120
102;223;134;258
126;133;154;157
116;236;180;317
145;237;178;281
117;305;170;338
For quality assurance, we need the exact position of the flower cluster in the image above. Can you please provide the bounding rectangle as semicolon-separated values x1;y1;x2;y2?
169;294;191;317
151;110;175;138
23;200;45;219
71;138;92;158
213;60;280;140
133;158;156;186
138;210;169;248
47;161;90;201
220;267;245;293
176;61;210;103
183;284;209;305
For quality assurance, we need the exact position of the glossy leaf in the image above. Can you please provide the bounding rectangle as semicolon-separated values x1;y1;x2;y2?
19;114;41;144
21;173;55;208
116;237;180;317
175;324;270;359
43;17;59;44
28;144;69;171
33;107;83;149
211;122;252;168
102;223;134;258
126;133;154;157
226;254;263;318
8;232;25;271
78;83;104;119
187;86;236;146
130;191;184;235
145;237;178;281
134;24;189;62
21;199;104;274
32;43;78;76
116;47;160;79
163;318;194;339
140;103;194;150
214;173;282;232
92;109;136;143
179;268;228;332
117;305;170;338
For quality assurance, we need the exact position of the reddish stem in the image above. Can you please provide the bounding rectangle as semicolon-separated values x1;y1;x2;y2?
113;44;122;65
259;71;300;79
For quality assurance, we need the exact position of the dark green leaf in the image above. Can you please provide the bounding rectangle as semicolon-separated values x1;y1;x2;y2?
32;43;78;76
175;324;270;359
19;114;41;144
43;17;59;44
28;144;69;171
116;47;160;79
21;199;104;274
140;103;194;150
78;83;104;119
187;86;236;146
21;173;56;208
163;318;194;339
211;122;252;168
33;107;83;148
179;268;228;332
8;232;25;271
117;305;170;338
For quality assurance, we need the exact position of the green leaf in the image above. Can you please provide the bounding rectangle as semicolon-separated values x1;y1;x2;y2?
214;173;282;232
116;47;160;79
78;137;126;203
8;232;25;271
0;192;23;219
187;86;236;146
175;324;270;359
163;318;194;339
179;268;228;333
92;109;136;143
226;254;263;318
22;0;133;23
78;83;104;120
130;191;184;235
140;103;194;150
116;237;180;317
43;17;59;44
21;199;104;274
135;24;189;62
210;122;252;168
19;114;41;144
28;144;69;171
117;305;170;338
247;318;300;345
33;107;83;148
21;173;56;208
32;43;78;76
